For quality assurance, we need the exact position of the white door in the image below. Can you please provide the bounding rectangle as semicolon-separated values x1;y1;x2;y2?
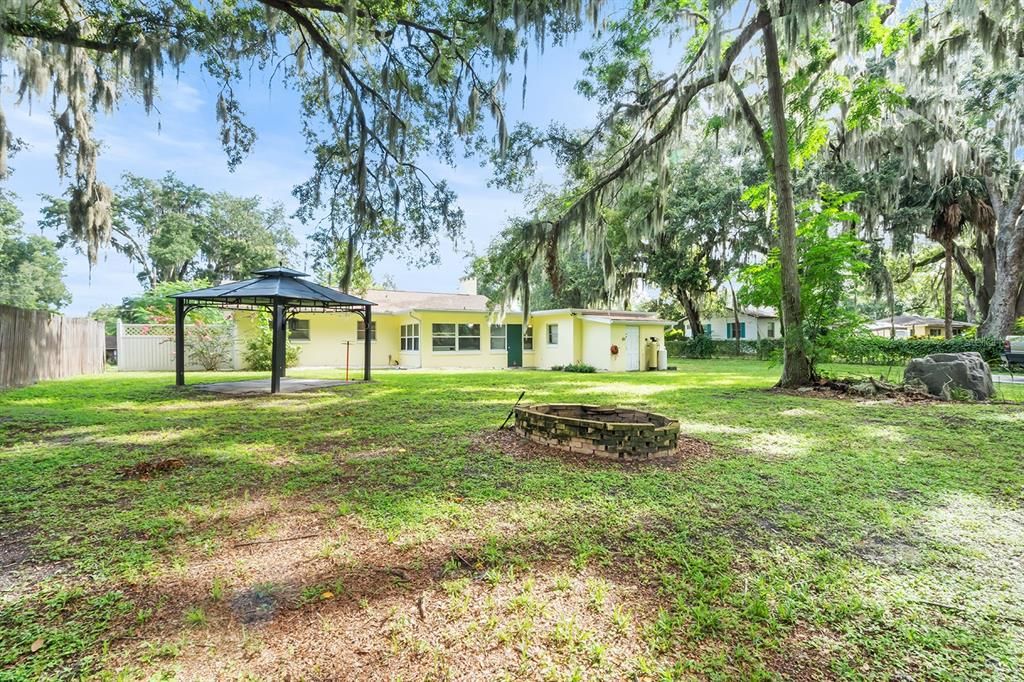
625;326;640;371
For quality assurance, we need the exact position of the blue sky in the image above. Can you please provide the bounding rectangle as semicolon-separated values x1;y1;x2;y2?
2;32;606;315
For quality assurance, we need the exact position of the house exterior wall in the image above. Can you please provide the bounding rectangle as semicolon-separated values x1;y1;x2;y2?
414;311;521;370
528;313;578;369
235;311;400;369
688;314;778;340
607;322;668;371
580;320;612;370
233;308;666;372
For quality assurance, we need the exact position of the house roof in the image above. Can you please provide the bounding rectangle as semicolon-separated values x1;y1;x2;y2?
867;315;975;330
532;308;673;326
723;305;778;319
359;288;492;314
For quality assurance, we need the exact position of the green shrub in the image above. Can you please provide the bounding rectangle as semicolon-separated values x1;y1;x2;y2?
551;362;596;373
666;336;782;360
563;362;596;373
243;313;301;370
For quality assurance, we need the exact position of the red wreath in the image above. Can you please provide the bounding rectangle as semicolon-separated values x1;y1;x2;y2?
610;344;619;355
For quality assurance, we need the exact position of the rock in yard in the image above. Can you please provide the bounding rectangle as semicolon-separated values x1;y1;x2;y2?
903;352;994;401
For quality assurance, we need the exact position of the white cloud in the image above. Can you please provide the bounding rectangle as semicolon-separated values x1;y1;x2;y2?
161;81;204;113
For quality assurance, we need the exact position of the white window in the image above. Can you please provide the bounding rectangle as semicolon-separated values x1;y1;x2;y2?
490;324;506;351
400;323;419;351
547;323;559;345
523;326;534;351
458;324;481;350
357;320;376;341
288;318;310;340
432;323;481;352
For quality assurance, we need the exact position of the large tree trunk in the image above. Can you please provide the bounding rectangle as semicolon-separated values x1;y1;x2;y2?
763;19;814;387
943;239;953;339
979;176;1024;338
679;291;703;336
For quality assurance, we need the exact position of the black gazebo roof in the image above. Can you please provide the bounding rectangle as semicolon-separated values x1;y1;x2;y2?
171;266;375;392
171;266;375;312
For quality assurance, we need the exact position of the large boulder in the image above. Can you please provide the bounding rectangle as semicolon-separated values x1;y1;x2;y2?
903;352;994;400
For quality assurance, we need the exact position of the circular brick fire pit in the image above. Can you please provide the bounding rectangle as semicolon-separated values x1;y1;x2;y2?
513;404;680;460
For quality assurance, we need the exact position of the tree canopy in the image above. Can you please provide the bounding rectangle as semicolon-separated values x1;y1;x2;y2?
0;0;582;271
0;190;70;311
41;172;297;287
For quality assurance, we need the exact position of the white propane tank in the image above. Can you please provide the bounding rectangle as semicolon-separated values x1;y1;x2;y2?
657;345;668;371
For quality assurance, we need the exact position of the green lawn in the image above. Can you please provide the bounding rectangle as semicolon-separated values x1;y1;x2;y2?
1;360;1022;680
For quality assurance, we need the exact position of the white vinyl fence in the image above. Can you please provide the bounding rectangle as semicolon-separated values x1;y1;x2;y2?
117;321;242;371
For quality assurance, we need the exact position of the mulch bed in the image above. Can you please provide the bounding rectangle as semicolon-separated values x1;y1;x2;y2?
474;427;716;471
773;376;940;405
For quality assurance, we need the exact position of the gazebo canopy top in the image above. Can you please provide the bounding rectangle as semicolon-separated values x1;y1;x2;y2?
171;266;375;312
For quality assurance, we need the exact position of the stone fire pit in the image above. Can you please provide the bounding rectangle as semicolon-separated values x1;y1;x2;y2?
513;404;680;460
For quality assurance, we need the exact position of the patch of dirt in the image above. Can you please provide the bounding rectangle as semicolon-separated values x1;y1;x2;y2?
851;533;922;569
767;624;849;681
119;458;187;480
0;527;67;600
106;497;680;680
229;586;281;624
0;419;71;447
473;428;717;470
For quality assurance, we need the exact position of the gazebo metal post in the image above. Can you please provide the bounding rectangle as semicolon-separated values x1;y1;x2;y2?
174;298;186;387
270;302;286;394
363;304;372;381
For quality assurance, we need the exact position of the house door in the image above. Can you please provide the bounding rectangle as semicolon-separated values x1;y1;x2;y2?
624;326;640;371
506;324;523;368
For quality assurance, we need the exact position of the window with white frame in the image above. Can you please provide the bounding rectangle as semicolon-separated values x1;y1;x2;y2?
523;326;534;351
546;323;559;345
432;323;481;351
357;320;376;341
489;324;506;351
767;322;775;339
288;318;310;340
400;323;419;351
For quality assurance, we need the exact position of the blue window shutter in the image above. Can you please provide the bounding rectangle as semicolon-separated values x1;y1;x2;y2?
740;322;746;338
726;322;733;338
704;323;712;336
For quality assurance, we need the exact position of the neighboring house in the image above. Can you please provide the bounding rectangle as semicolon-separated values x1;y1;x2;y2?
233;279;673;372
681;306;780;340
865;315;975;338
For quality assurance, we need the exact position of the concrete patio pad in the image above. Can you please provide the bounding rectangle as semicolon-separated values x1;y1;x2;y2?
195;378;353;395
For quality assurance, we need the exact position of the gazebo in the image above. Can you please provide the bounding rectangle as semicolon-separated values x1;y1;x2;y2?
171;267;375;393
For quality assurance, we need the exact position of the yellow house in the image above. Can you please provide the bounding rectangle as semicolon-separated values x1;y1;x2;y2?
234;280;673;372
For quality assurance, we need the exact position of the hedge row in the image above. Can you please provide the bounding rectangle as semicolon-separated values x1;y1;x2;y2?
666;337;783;360
666;334;1004;365
826;335;1004;365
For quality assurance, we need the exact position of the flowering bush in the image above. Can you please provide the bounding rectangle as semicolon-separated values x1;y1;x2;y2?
185;321;234;370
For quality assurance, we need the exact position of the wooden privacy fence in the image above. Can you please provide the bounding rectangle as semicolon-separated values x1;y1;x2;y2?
0;305;106;389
